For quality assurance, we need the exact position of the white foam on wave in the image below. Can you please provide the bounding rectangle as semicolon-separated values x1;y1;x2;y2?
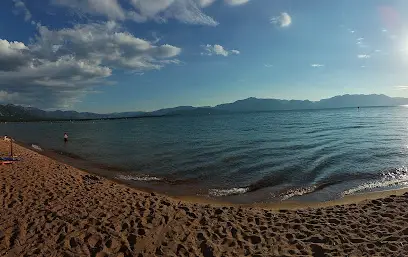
116;174;162;182
208;187;249;197
343;167;408;196
278;186;317;201
31;144;43;151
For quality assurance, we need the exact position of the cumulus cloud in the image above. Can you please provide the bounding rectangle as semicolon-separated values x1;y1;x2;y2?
0;40;30;71
52;0;221;26
201;44;240;56
31;22;181;70
51;0;252;26
271;12;292;28
311;64;324;67
357;54;370;59
0;21;182;108
12;0;32;21
52;0;126;20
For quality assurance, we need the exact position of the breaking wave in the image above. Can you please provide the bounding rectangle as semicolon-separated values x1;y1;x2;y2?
31;144;43;151
117;174;162;182
208;187;249;197
343;167;408;196
278;186;318;201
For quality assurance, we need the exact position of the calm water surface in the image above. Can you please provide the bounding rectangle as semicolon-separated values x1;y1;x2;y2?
3;107;408;203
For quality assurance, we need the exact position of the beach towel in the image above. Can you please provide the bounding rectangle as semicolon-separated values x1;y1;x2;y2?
0;157;19;161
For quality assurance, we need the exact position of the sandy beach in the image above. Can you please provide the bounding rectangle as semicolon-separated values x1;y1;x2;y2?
1;140;408;256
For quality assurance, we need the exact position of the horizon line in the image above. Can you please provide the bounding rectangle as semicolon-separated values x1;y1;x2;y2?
2;93;395;114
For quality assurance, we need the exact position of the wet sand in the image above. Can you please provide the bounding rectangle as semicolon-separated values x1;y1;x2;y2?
1;140;408;256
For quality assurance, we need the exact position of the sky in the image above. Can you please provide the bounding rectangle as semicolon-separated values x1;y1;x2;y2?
1;0;408;113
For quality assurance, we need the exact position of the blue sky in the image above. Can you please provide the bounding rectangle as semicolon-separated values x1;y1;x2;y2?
1;0;408;112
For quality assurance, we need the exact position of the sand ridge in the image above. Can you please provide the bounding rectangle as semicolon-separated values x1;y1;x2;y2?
1;140;408;256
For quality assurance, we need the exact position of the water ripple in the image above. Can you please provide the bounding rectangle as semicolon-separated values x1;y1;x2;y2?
3;107;408;202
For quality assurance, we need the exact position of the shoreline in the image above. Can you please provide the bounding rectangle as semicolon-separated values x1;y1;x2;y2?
14;139;408;209
3;139;408;255
5;118;408;205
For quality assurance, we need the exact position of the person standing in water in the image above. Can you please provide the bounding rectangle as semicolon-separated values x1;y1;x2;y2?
64;133;68;143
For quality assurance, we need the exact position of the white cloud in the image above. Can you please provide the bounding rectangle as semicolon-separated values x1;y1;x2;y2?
395;85;408;90
0;40;29;71
224;0;250;6
51;0;252;26
196;0;217;7
129;0;174;17
52;0;222;26
33;22;181;70
198;0;250;7
311;64;324;67
201;44;240;56
356;37;369;48
271;12;292;28
162;0;218;26
0;21;182;108
52;0;126;20
12;0;32;21
264;64;273;68
213;44;228;56
357;54;370;59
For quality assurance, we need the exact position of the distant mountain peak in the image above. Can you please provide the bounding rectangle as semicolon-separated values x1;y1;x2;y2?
1;94;407;121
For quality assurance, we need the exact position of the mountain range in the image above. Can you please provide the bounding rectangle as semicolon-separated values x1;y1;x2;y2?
1;94;408;121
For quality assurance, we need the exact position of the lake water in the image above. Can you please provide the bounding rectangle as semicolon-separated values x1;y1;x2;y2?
2;106;408;203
